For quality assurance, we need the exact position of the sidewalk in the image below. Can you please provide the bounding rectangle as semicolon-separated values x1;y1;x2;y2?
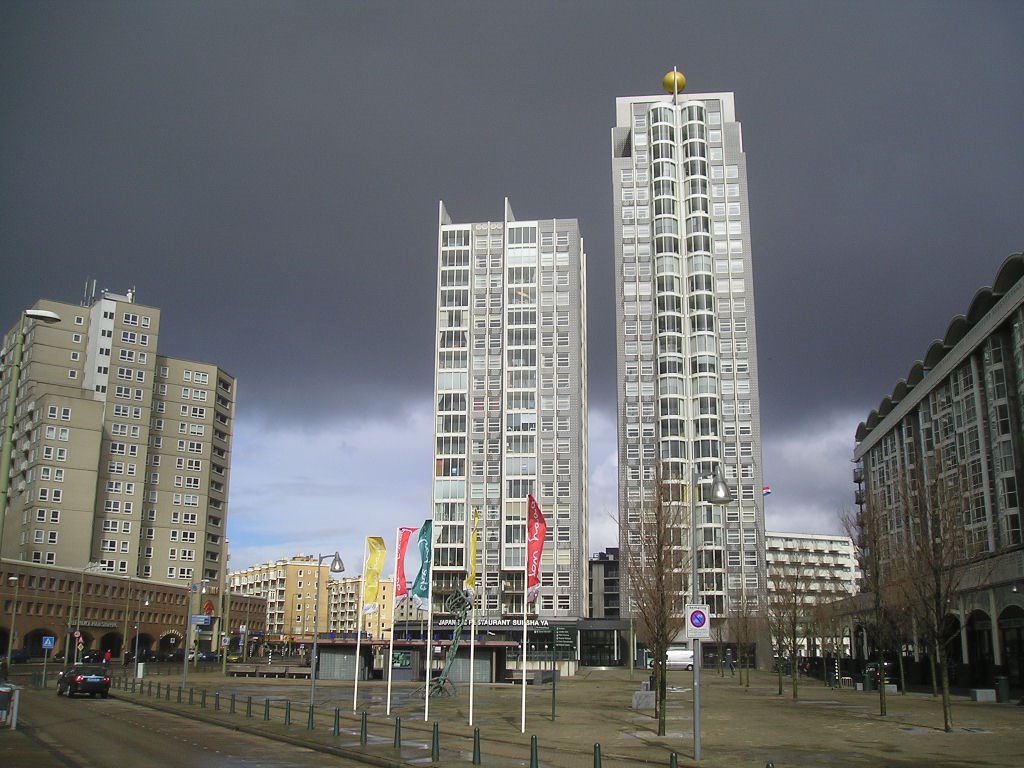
6;666;1024;767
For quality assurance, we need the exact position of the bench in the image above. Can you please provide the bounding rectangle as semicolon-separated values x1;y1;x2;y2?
226;664;310;679
505;670;559;685
971;688;996;702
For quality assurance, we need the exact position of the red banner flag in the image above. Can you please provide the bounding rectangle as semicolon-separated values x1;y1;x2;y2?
394;527;417;605
526;494;547;603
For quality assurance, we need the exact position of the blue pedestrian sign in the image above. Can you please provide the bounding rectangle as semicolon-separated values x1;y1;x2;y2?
42;636;56;649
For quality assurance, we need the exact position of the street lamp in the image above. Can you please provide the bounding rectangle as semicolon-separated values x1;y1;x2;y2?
5;575;19;669
133;591;149;678
690;463;733;762
67;561;104;663
309;551;344;709
183;578;209;687
0;308;62;556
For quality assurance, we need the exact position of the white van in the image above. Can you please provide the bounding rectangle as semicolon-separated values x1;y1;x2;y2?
647;648;694;670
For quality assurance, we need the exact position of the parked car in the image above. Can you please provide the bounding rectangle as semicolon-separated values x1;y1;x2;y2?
225;651;243;663
8;649;31;664
56;665;111;698
80;651;104;664
865;661;898;688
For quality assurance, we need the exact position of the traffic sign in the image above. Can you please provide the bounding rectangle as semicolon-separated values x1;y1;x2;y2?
42;636;56;649
685;604;711;640
73;630;81;639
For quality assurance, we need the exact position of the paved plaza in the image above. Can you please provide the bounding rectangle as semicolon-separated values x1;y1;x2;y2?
3;664;1023;767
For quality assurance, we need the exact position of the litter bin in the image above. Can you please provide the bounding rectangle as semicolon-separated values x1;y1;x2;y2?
994;676;1009;703
136;662;145;680
863;673;876;692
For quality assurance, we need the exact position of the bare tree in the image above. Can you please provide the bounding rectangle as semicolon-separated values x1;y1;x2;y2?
809;594;851;687
842;498;893;716
766;559;813;699
711;617;728;677
730;591;760;688
888;455;975;732
624;467;688;736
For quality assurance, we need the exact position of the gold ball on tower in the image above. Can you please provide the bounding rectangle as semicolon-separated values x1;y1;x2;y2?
663;70;687;94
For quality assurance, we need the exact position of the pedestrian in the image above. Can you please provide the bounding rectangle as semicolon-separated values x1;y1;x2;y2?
727;649;735;676
103;649;111;666
0;659;8;681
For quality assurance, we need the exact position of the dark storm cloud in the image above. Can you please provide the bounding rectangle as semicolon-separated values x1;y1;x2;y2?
2;0;1022;437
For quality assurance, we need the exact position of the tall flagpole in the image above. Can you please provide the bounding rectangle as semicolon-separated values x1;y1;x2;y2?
353;537;368;711
468;508;479;726
386;527;400;716
424;523;435;722
520;513;529;734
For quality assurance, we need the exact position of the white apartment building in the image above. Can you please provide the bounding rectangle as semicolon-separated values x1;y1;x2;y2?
611;75;766;623
430;200;589;632
327;575;394;640
0;289;235;585
228;554;340;647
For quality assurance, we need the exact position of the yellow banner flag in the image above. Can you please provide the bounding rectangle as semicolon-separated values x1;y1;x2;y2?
362;536;387;614
464;508;479;593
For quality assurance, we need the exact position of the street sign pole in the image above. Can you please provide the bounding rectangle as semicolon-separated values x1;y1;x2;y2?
686;604;711;761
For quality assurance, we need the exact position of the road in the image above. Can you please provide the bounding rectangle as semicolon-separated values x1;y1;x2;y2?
18;689;372;768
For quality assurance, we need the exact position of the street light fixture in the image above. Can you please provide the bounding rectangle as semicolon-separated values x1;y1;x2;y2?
183;578;209;687
133;591;149;678
690;463;733;762
309;551;344;709
0;308;62;556
68;561;104;663
5;575;19;669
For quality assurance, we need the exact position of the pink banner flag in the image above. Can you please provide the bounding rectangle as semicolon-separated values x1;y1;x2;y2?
526;494;547;603
394;527;417;605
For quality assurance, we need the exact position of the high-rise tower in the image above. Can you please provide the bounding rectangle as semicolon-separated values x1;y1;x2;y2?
431;200;589;629
0;289;235;585
611;73;766;622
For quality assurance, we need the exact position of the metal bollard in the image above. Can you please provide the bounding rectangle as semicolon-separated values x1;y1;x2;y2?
147;680;153;696
530;735;539;768
669;752;678;768
393;716;402;748
264;698;270;721
472;728;481;765
431;721;440;761
177;686;183;703
200;689;207;709
214;692;220;711
337;708;344;738
594;743;602;768
307;704;314;730
359;710;367;743
246;695;252;718
284;700;291;726
189;687;195;705
230;693;236;714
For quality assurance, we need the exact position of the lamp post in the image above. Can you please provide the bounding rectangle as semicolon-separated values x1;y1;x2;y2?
690;463;733;762
0;308;62;557
69;561;104;663
309;551;344;709
133;591;149;678
5;575;19;668
182;578;209;687
220;539;230;675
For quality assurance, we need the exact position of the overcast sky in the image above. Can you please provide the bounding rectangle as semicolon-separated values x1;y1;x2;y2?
2;1;1021;576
